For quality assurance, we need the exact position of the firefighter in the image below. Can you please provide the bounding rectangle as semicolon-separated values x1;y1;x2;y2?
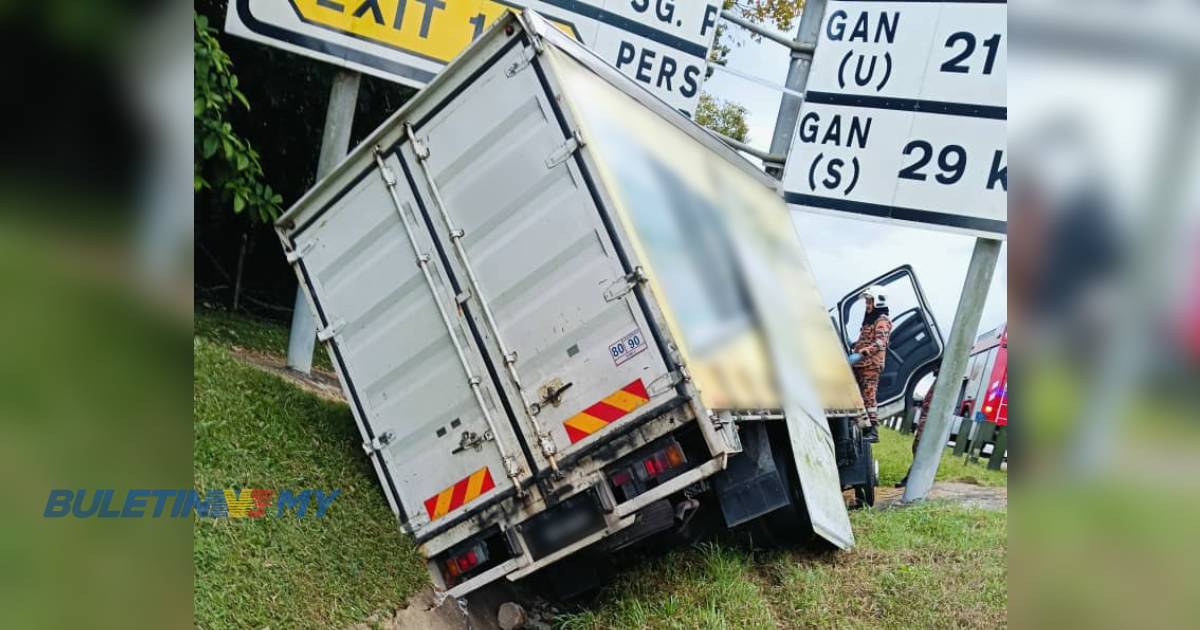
847;285;892;443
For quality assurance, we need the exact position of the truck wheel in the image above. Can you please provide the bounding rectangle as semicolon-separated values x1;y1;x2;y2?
853;443;877;508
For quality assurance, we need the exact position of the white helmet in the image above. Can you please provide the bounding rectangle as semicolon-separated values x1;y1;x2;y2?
861;285;887;307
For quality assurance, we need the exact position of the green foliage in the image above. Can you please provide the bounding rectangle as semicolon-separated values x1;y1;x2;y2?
557;422;1006;629
700;2;805;142
873;425;1008;488
711;1;807;64
194;12;283;222
694;94;751;142
729;0;806;32
558;544;777;629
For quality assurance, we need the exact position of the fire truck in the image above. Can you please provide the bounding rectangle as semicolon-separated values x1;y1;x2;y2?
954;324;1008;461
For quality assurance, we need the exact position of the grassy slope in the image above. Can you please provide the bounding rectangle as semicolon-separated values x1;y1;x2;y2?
558;503;1007;629
558;428;1007;628
193;338;427;629
195;308;334;372
874;426;1008;488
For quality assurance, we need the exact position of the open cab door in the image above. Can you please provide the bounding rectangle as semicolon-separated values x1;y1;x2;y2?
835;266;944;419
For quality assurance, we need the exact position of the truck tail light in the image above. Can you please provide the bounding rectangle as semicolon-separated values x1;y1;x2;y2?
608;440;688;501
442;541;488;583
610;469;633;488
664;442;685;467
637;443;686;481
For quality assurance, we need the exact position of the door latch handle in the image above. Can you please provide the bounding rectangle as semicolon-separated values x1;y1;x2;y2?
451;430;492;455
530;381;573;415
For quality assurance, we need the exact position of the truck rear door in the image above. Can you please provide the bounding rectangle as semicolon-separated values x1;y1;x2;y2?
395;41;676;469
283;152;529;537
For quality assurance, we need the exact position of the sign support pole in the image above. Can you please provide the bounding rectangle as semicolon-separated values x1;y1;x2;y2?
287;69;361;374
903;237;1002;502
765;0;827;179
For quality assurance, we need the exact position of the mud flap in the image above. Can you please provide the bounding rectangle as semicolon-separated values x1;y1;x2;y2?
712;422;790;528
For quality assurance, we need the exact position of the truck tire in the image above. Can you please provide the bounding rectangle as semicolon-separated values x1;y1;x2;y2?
853;442;877;508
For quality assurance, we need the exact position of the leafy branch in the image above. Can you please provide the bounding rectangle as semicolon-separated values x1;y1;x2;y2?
194;12;283;222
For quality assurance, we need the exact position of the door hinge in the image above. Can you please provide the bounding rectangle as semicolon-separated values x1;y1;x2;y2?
545;130;584;169
285;240;315;265
505;45;540;77
316;318;345;342
646;370;682;397
603;267;648;302
712;411;743;454
362;431;395;455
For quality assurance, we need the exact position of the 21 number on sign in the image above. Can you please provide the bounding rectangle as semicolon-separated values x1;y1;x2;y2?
941;32;1002;75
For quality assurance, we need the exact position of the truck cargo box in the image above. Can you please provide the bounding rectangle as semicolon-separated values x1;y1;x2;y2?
276;9;861;597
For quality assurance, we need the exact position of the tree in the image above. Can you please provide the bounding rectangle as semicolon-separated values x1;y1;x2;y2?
697;2;805;143
710;1;806;66
194;12;283;222
193;1;417;317
729;0;805;32
695;94;750;142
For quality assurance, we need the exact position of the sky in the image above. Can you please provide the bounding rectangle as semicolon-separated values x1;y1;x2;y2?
700;18;1008;338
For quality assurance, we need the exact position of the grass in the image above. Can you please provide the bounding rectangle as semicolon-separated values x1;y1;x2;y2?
193;337;427;629
556;423;1007;629
557;503;1007;629
195;308;334;372
874;424;1008;488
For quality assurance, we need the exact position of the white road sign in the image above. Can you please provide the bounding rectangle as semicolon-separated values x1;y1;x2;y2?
225;0;721;113
783;0;1007;238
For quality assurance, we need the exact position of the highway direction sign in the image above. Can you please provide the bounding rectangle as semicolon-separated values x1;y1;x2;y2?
225;0;721;113
783;0;1007;238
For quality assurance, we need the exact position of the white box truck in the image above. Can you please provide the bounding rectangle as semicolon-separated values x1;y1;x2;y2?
275;10;941;599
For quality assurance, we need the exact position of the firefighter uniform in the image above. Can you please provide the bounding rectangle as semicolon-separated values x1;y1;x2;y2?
853;312;892;425
912;385;934;455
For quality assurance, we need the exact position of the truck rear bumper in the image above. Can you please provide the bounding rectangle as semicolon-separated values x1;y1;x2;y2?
442;455;725;598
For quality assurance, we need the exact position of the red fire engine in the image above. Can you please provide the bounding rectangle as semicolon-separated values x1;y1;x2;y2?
963;324;1008;430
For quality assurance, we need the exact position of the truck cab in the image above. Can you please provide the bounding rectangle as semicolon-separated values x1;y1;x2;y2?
830;265;945;422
